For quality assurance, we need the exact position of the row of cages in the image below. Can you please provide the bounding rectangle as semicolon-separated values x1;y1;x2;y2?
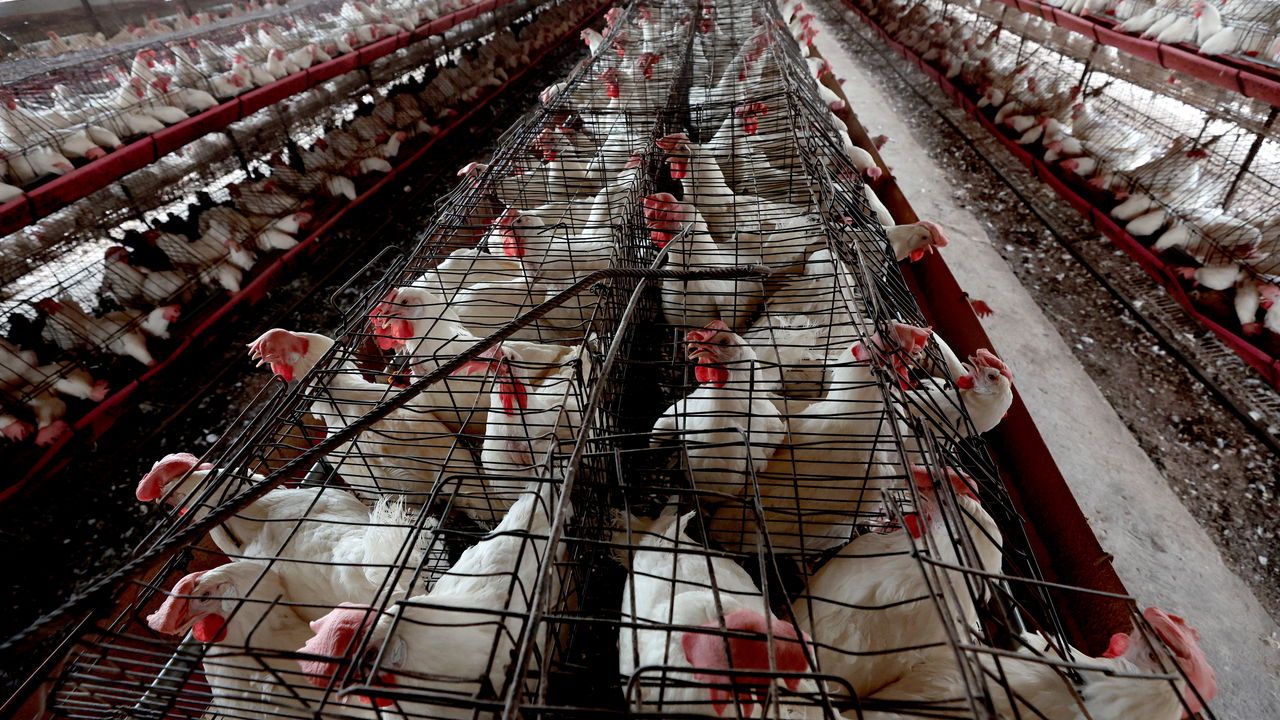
0;0;256;59
860;0;1280;361
0;0;506;198
1049;0;1280;66
0;0;584;466
4;0;1217;719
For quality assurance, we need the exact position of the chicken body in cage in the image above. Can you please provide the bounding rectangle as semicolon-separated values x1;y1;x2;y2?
21;2;1222;720
856;0;1280;364
0;0;567;456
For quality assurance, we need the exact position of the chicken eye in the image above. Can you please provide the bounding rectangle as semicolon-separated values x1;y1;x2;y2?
360;643;383;670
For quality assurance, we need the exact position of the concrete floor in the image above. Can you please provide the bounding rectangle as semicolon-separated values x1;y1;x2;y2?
810;6;1280;717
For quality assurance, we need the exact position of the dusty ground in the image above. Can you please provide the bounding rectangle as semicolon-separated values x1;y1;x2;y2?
0;46;585;691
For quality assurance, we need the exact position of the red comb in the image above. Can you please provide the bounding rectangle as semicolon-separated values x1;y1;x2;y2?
642;193;685;247
137;452;203;502
298;603;383;694
969;348;1012;381
685;319;730;345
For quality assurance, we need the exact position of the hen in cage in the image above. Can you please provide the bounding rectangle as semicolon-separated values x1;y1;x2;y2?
5;1;1225;720
856;0;1280;369
0;0;574;466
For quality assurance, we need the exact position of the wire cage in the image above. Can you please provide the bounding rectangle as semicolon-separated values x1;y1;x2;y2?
0;0;566;468
0;0;524;196
859;0;1280;356
1102;0;1280;64
4;0;1220;719
0;0;244;59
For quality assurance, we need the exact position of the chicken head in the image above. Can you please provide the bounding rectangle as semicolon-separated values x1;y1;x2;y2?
136;451;212;502
493;207;545;259
680;608;812;717
452;344;528;413
146;568;230;643
247;328;312;381
954;348;1013;393
733;102;768;136
1141;607;1217;716
685;319;746;388
655;133;692;179
642;192;693;248
298;603;398;707
850;321;933;389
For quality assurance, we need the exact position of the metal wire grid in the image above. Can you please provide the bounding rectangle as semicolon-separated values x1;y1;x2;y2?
1105;0;1280;64
7;1;1215;719
0;0;481;190
872;0;1280;305
0;2;542;451
557;3;1208;717
0;0;243;56
19;2;617;717
968;1;1096;65
2;0;340;84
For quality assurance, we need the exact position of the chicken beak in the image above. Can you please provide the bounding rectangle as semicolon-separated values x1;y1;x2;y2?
686;342;718;362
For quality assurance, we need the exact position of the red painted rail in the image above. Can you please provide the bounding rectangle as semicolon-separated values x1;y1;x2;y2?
840;0;1280;392
991;0;1280;107
0;0;521;240
0;2;607;503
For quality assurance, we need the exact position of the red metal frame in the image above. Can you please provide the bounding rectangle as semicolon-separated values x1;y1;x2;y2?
821;12;1135;651
0;0;520;239
0;2;608;503
839;0;1280;392
992;0;1280;107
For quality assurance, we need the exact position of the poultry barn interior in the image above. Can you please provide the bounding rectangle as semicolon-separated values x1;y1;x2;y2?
0;0;1277;716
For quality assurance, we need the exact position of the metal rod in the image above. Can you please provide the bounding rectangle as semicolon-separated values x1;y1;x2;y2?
0;265;770;659
1222;106;1277;211
78;0;105;36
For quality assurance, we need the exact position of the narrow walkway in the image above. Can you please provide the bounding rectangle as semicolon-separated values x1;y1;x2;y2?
811;4;1280;716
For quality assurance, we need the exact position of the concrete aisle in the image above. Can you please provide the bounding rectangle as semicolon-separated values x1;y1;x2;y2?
810;6;1280;716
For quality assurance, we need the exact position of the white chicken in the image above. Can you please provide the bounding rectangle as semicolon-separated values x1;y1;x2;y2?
0;340;109;444
654;134;821;270
247;327;484;434
862;607;1217;720
794;465;1003;699
146;561;325;720
154;229;246;293
742;248;861;396
136;452;439;616
451;343;583;484
642;192;767;331
617;503;814;718
706;322;934;555
651;320;786;500
38;297;157;366
245;329;487;517
905;336;1014;438
370;285;586;381
100;246;191;307
298;480;565;718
